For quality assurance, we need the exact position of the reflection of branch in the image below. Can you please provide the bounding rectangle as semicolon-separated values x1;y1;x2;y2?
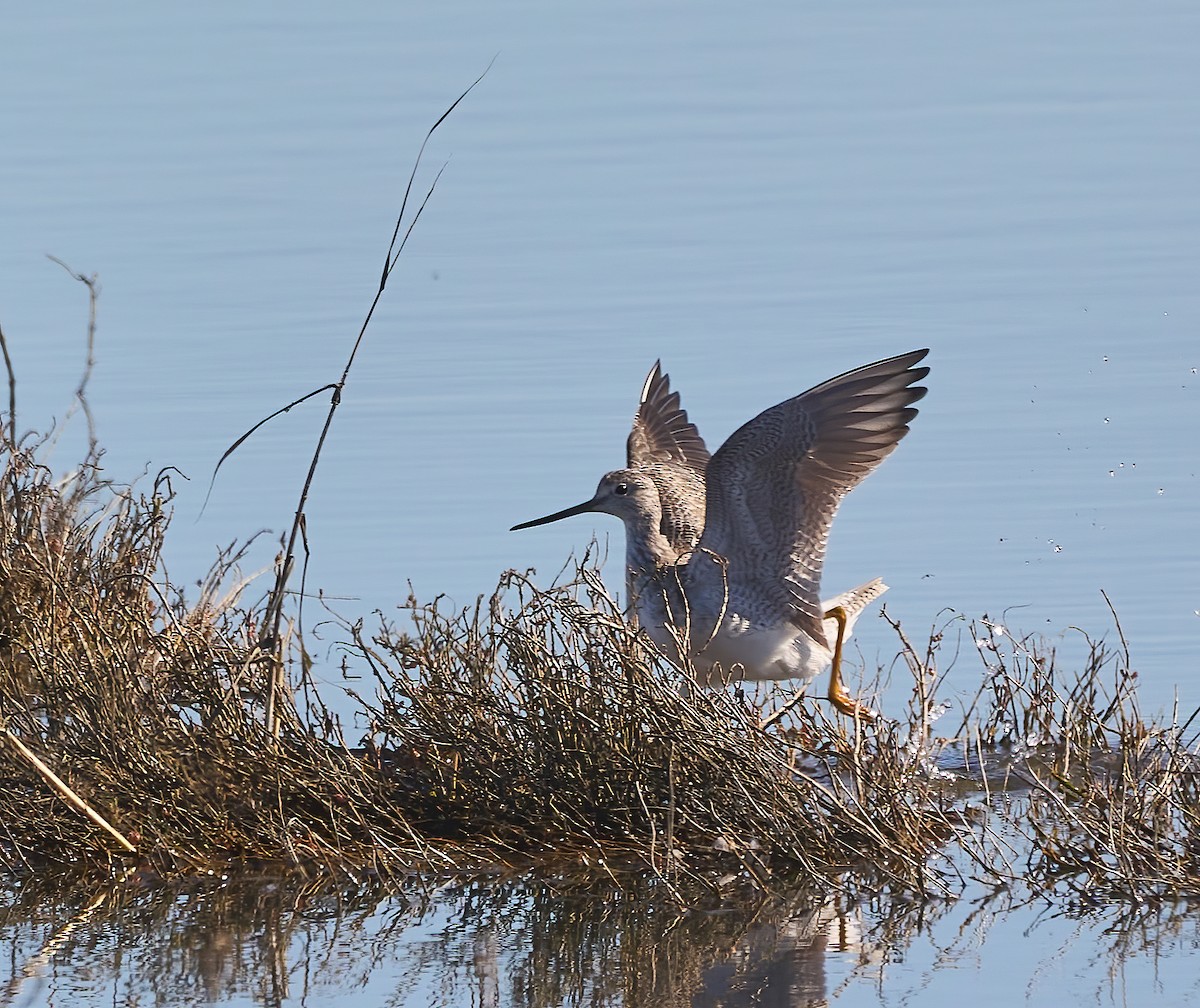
1;867;136;1008
47;255;101;450
2;728;136;853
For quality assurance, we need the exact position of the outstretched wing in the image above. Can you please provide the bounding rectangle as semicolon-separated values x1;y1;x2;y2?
627;361;711;554
700;349;929;643
627;360;710;471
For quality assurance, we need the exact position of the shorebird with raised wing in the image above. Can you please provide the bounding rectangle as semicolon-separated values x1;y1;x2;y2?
512;350;929;718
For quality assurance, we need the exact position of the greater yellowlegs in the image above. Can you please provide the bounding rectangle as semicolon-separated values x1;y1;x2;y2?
512;350;929;717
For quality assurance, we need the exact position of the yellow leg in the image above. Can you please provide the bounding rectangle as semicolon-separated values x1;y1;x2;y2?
825;605;875;719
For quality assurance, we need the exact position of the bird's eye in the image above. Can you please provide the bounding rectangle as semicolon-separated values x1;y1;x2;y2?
615;483;628;496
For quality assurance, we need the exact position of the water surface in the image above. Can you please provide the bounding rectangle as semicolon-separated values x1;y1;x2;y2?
5;871;1199;1008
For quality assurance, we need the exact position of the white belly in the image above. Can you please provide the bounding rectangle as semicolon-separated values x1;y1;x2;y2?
635;598;835;687
688;613;833;687
632;568;885;688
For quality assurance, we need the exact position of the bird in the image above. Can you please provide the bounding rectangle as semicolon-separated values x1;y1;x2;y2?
511;350;929;718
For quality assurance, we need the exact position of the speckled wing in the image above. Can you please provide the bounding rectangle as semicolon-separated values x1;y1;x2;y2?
699;349;929;643
626;361;711;554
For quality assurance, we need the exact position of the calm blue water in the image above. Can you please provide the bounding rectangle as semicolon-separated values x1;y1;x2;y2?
2;2;1199;1002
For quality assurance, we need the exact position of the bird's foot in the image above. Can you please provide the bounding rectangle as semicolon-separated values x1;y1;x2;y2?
828;686;878;720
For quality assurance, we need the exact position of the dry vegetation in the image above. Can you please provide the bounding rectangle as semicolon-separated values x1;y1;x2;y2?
962;619;1200;902
349;564;962;895
0;337;1198;910
0;423;423;878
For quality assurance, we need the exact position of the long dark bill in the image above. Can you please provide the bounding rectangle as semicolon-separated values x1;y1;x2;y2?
510;498;599;531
